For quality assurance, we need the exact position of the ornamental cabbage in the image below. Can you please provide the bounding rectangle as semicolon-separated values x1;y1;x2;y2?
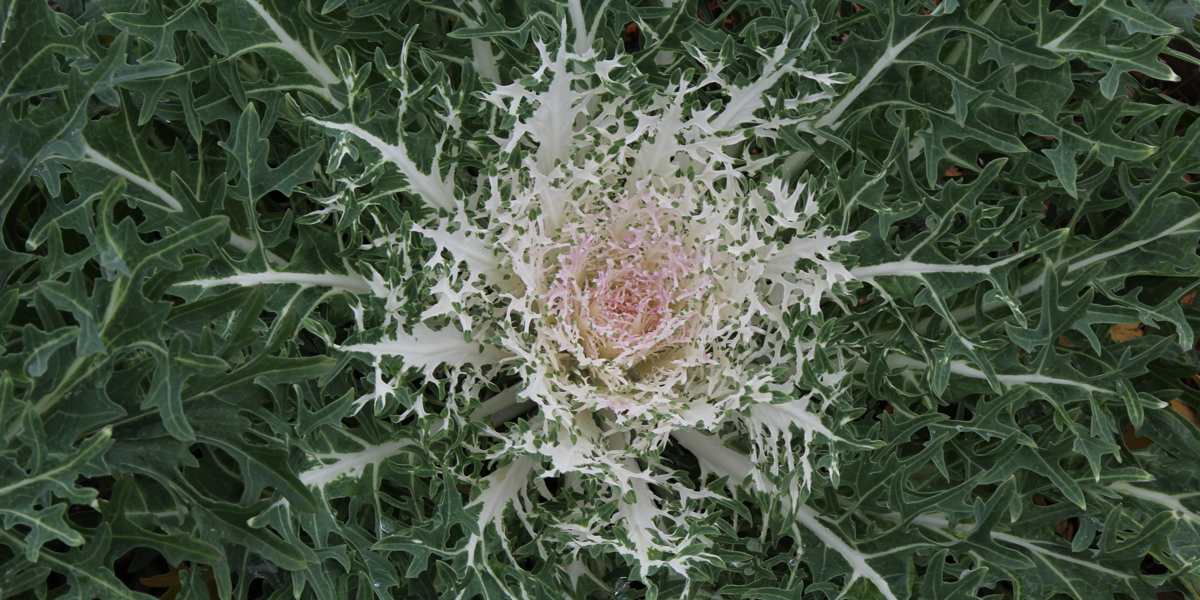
337;21;861;578
5;1;1200;599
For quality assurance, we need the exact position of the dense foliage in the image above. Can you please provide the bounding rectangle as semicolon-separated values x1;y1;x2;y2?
3;0;1200;599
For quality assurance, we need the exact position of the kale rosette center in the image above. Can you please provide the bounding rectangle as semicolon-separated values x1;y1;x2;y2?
537;194;725;408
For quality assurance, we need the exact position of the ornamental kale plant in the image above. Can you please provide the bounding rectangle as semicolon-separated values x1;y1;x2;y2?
4;0;1200;599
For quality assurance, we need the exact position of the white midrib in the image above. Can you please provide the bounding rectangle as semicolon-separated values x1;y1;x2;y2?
460;0;501;81
469;455;534;531
1013;212;1200;299
300;439;414;487
240;0;338;87
794;505;901;600
176;270;372;293
899;512;1134;580
298;389;524;491
1040;1;1104;53
224;232;288;267
885;354;1111;394
925;212;1200;328
304;117;456;211
852;258;1005;278
0;428;111;496
0;1;14;48
817;25;928;132
1108;482;1200;525
83;146;287;266
83;147;182;212
672;430;901;600
783;11;938;176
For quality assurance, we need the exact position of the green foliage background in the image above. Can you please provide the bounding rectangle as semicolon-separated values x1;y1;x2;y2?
3;0;1200;599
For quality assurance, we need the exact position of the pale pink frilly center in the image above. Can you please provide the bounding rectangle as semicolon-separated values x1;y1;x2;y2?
539;194;721;406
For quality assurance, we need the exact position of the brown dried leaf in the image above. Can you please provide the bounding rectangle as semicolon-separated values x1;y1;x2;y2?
1109;323;1144;342
1123;424;1154;450
140;563;217;600
1169;399;1200;428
